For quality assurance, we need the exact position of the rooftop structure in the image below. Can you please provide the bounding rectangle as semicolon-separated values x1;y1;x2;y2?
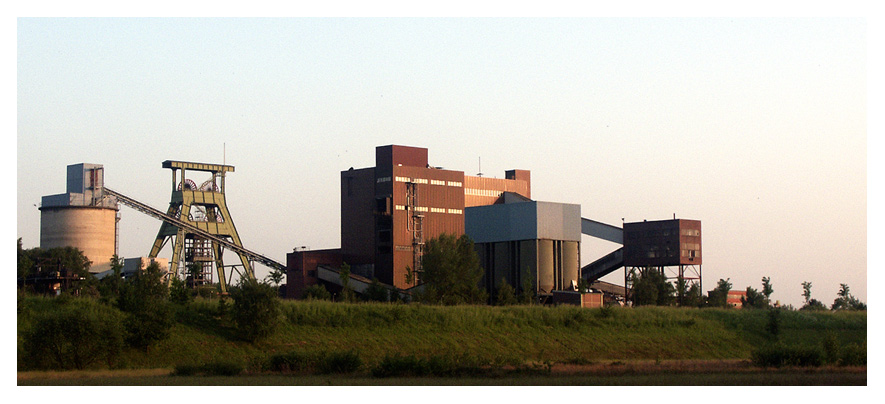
39;163;119;273
339;145;532;291
466;196;582;299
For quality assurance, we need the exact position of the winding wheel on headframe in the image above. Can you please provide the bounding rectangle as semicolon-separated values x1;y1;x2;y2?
148;160;254;291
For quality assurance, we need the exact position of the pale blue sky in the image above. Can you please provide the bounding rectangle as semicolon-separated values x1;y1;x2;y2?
16;16;870;307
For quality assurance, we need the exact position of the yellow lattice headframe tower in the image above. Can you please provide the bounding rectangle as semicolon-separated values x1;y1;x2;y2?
148;160;255;292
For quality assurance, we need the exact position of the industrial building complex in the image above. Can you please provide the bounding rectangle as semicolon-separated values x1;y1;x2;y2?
34;144;702;305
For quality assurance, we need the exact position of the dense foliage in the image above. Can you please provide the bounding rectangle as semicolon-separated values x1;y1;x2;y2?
630;268;675;306
19;297;125;370
117;261;175;350
419;233;487;305
229;279;281;342
706;278;733;308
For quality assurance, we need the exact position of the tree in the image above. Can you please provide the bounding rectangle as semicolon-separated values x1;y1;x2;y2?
682;282;703;308
800;281;827;310
302;283;332;300
20;298;125;370
630;268;675;307
98;255;125;304
117;261;174;350
761;277;774;302
495;277;517;306
630;271;657;307
801;281;813;305
18;243;93;295
169;276;193;304
17;238;34;285
742;277;772;309
229;278;281;342
706;278;732;308
419;233;487;305
363;278;389;302
265;268;285;289
832;283;866;311
338;262;356;302
741;286;768;309
519;268;536;305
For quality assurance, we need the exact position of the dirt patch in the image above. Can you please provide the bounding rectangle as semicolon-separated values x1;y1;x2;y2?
17;368;172;382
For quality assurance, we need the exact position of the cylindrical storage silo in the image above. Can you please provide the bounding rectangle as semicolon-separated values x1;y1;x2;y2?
561;240;579;290
40;206;118;274
537;239;554;293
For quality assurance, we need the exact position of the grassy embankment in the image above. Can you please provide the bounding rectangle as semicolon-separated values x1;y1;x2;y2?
17;296;866;374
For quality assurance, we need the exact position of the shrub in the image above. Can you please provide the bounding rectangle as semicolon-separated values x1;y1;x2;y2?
202;361;244;376
372;354;429;378
822;334;839;364
229;279;281;342
363;278;389;302
317;350;362;374
169;277;193;305
172;361;244;376
765;308;781;339
267;351;317;373
302;284;331;301
117;261;174;350
20;298;125;370
495;278;517;306
370;354;486;378
752;344;823;368
171;364;201;376
839;342;866;366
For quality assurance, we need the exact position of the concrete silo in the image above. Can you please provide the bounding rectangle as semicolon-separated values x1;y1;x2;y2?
39;163;119;274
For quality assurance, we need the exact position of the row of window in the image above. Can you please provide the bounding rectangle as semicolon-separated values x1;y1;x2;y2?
644;249;700;259
626;229;701;239
465;188;503;197
393;205;463;215
379;176;464;187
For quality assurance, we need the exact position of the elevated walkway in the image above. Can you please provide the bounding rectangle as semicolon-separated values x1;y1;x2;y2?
102;187;286;273
581;247;624;283
581;218;623;244
579;217;624;283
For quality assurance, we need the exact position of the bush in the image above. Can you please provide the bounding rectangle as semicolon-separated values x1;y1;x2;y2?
117;261;174;350
172;361;244;376
372;354;428;378
370;353;487;378
267;351;317;373
229;279;281;342
317;350;362;374
752;344;823;368
302;284;331;301
839;342;866;366
363;278;389;302
20;298;125;370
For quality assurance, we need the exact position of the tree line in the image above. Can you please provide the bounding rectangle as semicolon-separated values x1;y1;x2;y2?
628;267;866;311
18;239;283;370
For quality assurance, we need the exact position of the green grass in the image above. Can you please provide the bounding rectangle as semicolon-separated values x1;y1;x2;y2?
17;296;867;374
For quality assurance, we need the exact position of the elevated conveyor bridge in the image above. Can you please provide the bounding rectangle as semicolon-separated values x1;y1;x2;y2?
102;187;286;287
580;218;625;283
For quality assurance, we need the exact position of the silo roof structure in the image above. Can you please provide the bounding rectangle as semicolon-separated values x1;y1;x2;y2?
39;163;119;273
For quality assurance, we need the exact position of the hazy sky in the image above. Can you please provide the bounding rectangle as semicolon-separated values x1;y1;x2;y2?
16;16;870;308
